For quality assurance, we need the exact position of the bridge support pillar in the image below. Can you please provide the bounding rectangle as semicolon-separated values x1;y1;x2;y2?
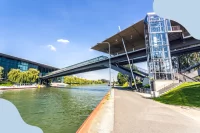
42;79;51;87
61;76;64;83
128;77;133;88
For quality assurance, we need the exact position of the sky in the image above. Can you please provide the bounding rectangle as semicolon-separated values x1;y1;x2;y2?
0;0;153;80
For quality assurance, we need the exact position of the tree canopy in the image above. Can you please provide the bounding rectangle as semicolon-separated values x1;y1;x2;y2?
64;76;103;85
117;72;128;85
7;68;40;84
179;52;200;70
0;66;4;81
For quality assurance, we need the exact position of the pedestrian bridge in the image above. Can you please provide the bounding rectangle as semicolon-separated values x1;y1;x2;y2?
41;55;148;80
40;14;200;81
40;40;200;81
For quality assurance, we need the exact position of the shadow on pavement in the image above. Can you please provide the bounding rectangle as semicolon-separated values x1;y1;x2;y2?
114;86;136;92
114;86;153;99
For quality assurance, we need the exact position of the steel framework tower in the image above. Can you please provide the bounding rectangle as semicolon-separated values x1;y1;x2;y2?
144;13;174;80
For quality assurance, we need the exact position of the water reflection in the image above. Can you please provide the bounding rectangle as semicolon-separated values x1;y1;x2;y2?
0;85;109;133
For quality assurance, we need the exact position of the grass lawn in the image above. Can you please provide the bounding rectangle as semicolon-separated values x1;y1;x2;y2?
0;81;13;86
154;82;200;107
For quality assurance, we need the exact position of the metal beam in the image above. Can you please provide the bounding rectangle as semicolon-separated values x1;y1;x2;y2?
110;64;132;77
41;39;200;80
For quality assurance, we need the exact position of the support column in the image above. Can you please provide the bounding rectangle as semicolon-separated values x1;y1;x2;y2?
144;13;177;97
128;77;133;88
144;13;174;81
61;76;64;83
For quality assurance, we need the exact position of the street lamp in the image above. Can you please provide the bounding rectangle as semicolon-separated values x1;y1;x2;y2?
98;42;111;90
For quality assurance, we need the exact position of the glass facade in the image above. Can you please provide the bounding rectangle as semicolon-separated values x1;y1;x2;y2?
0;54;58;79
144;13;173;80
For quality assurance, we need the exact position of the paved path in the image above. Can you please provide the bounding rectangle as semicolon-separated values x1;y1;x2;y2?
88;89;114;133
114;88;200;133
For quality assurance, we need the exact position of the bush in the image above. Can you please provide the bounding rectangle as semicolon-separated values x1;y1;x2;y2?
122;82;129;87
0;81;13;86
143;84;150;88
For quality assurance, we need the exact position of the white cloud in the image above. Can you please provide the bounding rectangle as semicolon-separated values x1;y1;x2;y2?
47;45;56;51
57;39;70;44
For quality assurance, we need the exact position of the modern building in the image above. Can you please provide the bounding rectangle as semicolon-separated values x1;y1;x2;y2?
0;53;59;79
92;12;195;96
144;13;175;80
39;12;200;95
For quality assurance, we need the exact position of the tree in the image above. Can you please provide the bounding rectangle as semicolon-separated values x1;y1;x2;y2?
0;66;4;81
7;68;40;84
179;52;200;70
16;71;28;84
64;76;103;85
117;72;128;85
7;69;21;83
101;79;109;83
27;68;40;83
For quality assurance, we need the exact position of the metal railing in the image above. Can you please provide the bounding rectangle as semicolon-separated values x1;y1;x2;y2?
43;43;200;78
43;56;108;77
123;65;148;76
171;26;181;31
181;62;200;73
171;43;200;52
135;67;148;74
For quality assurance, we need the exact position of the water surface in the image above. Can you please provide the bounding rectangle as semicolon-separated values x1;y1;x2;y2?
0;85;109;133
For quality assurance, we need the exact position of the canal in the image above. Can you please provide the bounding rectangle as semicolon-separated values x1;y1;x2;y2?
0;85;109;133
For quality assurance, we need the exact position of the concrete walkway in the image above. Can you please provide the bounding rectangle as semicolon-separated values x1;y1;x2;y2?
88;89;114;133
114;88;200;133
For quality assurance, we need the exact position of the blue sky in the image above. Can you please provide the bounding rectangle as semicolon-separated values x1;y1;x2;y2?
0;0;152;80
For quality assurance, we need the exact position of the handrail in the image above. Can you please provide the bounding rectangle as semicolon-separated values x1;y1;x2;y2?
171;43;200;52
122;65;148;77
171;26;181;31
180;73;198;82
181;62;200;73
43;56;108;77
135;67;148;74
42;43;200;78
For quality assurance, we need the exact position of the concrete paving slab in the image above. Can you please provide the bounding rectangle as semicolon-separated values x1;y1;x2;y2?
114;88;200;133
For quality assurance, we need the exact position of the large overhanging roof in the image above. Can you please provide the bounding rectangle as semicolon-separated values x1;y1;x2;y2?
92;19;189;55
0;53;59;70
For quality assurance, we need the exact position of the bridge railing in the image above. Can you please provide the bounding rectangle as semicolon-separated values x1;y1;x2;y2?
123;64;148;76
171;43;200;52
43;56;108;77
135;67;148;74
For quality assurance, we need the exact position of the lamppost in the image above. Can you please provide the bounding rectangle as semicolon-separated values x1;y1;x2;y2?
98;42;111;90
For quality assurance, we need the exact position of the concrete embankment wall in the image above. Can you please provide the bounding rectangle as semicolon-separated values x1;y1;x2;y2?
76;90;110;133
0;85;44;90
153;80;179;92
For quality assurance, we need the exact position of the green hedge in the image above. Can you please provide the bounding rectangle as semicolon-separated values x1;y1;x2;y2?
0;81;13;86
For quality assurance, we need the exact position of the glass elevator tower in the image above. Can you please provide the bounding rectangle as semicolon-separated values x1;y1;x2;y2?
144;13;173;80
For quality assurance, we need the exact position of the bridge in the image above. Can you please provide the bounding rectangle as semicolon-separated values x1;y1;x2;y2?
41;38;200;80
41;55;148;80
41;13;200;96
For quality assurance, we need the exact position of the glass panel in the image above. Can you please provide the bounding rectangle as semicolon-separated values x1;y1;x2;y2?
145;13;173;80
45;56;108;76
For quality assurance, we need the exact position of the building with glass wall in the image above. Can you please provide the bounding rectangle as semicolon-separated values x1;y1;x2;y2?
0;53;59;79
144;12;174;80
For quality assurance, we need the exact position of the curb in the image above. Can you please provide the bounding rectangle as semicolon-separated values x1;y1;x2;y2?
76;91;110;133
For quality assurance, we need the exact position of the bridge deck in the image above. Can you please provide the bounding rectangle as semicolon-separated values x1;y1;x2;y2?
41;39;200;80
